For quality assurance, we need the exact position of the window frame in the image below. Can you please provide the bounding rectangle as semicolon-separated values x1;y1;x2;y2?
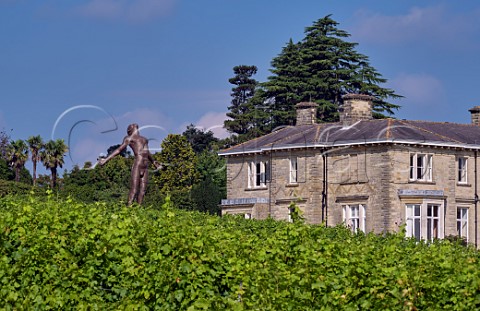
289;157;298;184
247;160;269;188
426;204;440;241
409;153;433;182
458;157;468;184
457;207;468;241
342;204;366;233
406;204;422;241
405;201;444;241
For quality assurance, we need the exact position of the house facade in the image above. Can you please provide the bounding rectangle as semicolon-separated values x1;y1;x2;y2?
219;94;480;246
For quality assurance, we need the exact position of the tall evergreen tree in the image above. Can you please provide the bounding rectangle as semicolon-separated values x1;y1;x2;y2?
26;135;43;186
261;39;309;127
224;65;259;141
260;15;401;127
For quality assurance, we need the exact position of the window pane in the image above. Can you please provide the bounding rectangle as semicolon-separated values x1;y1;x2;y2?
433;219;438;239
457;207;468;239
290;158;297;183
352;206;359;217
410;155;415;179
264;162;270;182
461;221;467;235
352;219;359;231
414;206;420;216
427;219;432;240
414;219;421;240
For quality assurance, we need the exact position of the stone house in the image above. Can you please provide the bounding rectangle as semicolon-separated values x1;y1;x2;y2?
219;94;480;246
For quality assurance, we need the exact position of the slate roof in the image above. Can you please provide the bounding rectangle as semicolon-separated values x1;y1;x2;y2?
219;119;480;156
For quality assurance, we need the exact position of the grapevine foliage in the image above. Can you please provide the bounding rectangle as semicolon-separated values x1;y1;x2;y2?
1;195;480;310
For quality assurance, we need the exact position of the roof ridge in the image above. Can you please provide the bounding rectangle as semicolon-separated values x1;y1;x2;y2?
404;119;475;127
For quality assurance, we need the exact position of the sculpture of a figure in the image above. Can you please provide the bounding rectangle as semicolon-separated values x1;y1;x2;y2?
99;123;161;205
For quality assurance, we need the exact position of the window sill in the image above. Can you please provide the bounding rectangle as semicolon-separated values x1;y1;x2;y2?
286;183;299;188
339;181;368;185
408;180;435;185
457;183;471;187
245;187;268;191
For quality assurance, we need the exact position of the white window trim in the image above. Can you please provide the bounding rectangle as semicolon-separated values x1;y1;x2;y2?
409;153;433;182
289;157;298;184
457;207;468;242
247;160;269;188
405;201;444;241
458;157;468;184
342;204;366;233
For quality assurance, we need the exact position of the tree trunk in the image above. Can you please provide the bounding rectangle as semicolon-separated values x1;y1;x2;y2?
51;167;57;189
15;166;20;182
32;159;37;186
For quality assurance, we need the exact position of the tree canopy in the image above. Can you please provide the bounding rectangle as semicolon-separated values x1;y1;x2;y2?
225;15;402;142
224;65;259;139
40;139;68;189
182;124;218;154
6;139;29;182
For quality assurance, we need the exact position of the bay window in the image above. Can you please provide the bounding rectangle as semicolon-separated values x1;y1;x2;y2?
406;202;444;241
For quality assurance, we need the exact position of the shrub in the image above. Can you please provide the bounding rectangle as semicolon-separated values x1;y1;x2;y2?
1;195;479;309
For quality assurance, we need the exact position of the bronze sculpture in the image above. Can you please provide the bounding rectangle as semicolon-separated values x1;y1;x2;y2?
99;123;161;205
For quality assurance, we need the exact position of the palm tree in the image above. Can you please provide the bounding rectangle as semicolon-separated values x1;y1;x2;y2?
40;139;68;188
6;139;29;182
26;135;44;186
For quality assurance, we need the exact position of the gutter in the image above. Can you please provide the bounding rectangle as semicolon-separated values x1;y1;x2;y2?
218;139;480;157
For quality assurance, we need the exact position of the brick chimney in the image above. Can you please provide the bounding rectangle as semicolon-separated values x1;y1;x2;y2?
340;94;374;125
295;102;318;126
469;106;480;126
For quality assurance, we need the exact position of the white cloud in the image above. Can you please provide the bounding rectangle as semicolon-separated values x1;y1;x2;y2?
191;111;230;139
76;0;176;22
352;5;480;47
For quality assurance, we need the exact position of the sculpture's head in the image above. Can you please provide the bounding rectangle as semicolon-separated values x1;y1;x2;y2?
127;123;139;136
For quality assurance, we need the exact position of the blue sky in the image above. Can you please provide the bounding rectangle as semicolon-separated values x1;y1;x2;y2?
1;0;480;172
